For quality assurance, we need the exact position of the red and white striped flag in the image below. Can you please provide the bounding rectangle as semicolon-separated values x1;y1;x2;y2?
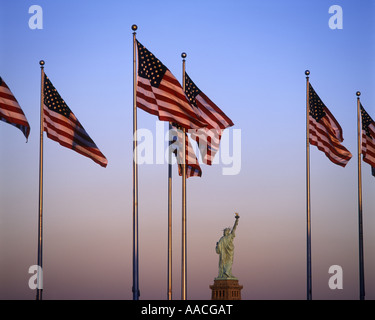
308;83;352;167
136;41;206;130
360;104;375;176
171;124;202;178
184;73;234;165
0;77;30;140
42;74;108;167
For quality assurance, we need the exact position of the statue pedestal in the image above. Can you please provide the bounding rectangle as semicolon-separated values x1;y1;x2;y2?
209;279;243;300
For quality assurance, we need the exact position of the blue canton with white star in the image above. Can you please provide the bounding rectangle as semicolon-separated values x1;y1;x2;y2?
361;104;374;138
309;83;326;122
185;73;201;109
44;75;71;118
137;41;167;88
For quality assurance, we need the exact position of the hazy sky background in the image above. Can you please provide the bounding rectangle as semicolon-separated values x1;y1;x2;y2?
1;0;374;300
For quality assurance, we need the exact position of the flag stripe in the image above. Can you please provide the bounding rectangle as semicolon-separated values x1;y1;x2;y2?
43;109;107;165
44;130;107;167
0;102;28;118
0;78;30;139
369;122;375;137
311;117;352;156
362;132;375;167
360;105;375;174
0;91;19;103
43;106;98;147
0;110;30;125
308;83;351;167
309;117;352;166
196;93;233;130
137;95;202;129
137;72;206;129
0;83;20;99
43;74;107;167
184;73;233;165
190;128;221;165
171;125;202;178
136;41;206;130
324;106;344;142
43;108;102;153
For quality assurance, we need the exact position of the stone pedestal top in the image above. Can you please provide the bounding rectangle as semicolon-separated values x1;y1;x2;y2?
210;279;243;300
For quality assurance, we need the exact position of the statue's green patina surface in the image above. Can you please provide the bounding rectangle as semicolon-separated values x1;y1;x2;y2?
215;213;239;280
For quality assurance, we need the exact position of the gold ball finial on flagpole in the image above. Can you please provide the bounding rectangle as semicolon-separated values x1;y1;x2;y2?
181;52;187;59
131;24;138;31
305;70;310;76
39;60;45;66
356;91;361;97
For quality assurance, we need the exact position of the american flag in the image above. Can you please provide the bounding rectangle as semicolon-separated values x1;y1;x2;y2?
184;73;234;165
170;124;202;178
308;83;352;167
360;104;375;176
0;77;30;140
136;41;206;130
43;74;108;167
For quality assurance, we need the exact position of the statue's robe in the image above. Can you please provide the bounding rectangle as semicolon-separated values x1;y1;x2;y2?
216;231;235;279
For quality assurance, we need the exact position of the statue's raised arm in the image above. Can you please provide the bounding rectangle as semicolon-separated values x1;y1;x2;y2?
231;213;240;235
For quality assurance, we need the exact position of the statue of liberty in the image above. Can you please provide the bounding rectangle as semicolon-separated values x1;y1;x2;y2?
215;213;239;279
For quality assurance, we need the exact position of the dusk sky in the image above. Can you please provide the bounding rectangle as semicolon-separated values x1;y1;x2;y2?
1;0;374;300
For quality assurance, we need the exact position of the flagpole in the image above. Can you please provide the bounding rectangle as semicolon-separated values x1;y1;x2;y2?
356;91;365;300
305;70;312;300
181;52;187;300
132;24;140;300
168;122;173;300
36;60;45;301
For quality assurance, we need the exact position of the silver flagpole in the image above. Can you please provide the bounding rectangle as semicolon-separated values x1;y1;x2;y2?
132;24;140;300
305;70;312;300
168;122;173;300
36;60;45;300
356;91;365;300
181;52;187;300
